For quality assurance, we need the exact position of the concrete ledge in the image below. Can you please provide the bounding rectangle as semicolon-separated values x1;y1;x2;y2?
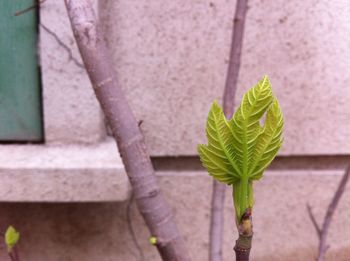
0;139;129;202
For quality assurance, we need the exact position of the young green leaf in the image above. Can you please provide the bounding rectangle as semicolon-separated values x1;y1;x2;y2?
198;75;283;221
5;225;20;252
149;236;158;245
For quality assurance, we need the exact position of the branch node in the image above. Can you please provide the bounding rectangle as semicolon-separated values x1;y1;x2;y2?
306;203;321;239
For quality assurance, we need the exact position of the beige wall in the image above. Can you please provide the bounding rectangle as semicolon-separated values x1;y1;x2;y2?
100;0;350;156
0;172;349;261
0;0;349;261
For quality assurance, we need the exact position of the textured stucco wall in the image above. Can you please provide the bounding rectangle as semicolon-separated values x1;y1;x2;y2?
100;0;350;156
40;0;105;144
0;171;349;261
0;0;349;261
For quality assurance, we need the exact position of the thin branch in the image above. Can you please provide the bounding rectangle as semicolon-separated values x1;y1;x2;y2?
126;192;145;261
14;0;47;16
210;182;226;261
222;0;248;118
316;166;350;261
63;1;190;260
306;204;321;239
210;0;249;261
40;23;84;69
8;253;16;261
13;247;20;261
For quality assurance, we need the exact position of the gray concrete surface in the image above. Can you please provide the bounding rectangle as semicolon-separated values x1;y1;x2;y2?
0;139;129;202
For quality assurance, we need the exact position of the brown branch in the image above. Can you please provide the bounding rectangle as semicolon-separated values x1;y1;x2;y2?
315;166;350;261
9;255;15;261
63;1;190;260
222;0;248;119
40;23;84;69
306;204;321;239
7;246;20;261
14;0;47;16
210;0;249;261
13;247;20;261
234;210;253;261
210;182;226;261
8;253;16;261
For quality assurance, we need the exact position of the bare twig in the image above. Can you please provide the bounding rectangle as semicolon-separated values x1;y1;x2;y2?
13;247;20;261
14;0;47;16
8;253;16;261
210;182;226;261
64;1;190;260
315;166;350;261
7;247;20;261
210;0;249;260
306;204;321;239
126;192;145;261
8;252;15;261
40;23;84;69
222;0;248;118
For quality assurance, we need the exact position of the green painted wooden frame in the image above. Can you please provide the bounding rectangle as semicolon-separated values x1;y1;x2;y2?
0;0;43;141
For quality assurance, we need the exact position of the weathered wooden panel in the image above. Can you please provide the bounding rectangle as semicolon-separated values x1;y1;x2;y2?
0;0;42;141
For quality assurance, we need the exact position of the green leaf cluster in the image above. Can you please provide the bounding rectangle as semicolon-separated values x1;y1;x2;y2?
5;225;20;252
198;75;283;221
